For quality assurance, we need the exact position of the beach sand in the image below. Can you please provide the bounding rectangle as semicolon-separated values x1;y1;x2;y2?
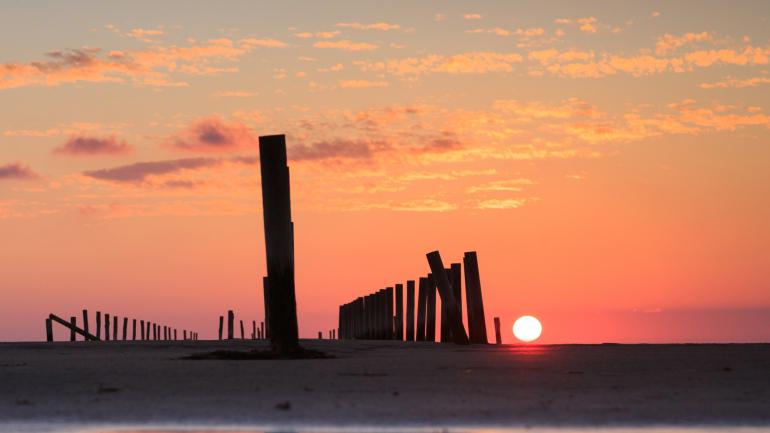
1;340;769;430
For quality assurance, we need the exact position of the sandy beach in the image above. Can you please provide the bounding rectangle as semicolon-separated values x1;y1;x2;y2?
1;340;769;431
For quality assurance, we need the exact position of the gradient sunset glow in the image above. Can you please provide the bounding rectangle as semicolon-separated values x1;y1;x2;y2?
1;1;769;343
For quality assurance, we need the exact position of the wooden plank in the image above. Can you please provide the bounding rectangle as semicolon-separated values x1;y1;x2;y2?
426;251;469;344
46;318;53;342
227;310;234;339
426;273;437;342
416;277;427;341
406;280;415;341
259;134;300;354
395;284;403;340
464;251;488;344
82;310;89;337
48;314;98;341
494;317;502;345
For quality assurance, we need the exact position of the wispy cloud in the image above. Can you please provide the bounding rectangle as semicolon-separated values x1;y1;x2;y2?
168;117;259;153
313;40;378;51
0;162;38;181
335;22;401;31
53;135;131;156
338;79;388;88
81;155;256;184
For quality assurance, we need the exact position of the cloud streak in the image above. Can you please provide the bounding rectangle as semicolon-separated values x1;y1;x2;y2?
53;135;131;156
0;162;38;181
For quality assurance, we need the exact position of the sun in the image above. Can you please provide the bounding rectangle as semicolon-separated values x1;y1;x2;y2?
513;315;542;342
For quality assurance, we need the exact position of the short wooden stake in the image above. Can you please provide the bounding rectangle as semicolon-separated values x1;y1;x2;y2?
82;310;90;337
105;314;110;341
45;318;53;342
95;311;102;340
494;317;502;345
122;317;128;340
112;315;118;341
140;320;145;340
132;319;137;341
69;316;76;341
240;320;244;339
218;315;223;340
227;310;234;340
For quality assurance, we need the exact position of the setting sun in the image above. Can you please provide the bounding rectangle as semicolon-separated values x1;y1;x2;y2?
513;316;542;343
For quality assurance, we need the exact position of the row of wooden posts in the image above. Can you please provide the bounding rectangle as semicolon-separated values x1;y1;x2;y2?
45;310;198;342
338;250;497;345
218;310;268;340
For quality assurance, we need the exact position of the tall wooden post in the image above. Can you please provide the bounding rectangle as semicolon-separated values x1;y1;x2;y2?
105;314;110;341
494;317;502;345
140;320;145;340
122;317;128;340
260;134;300;354
260;321;265;340
395;283;403;340
82;310;89;337
184;329;188;340
464;251;488;344
252;320;257;339
416;277;427;341
227;310;234;340
262;276;270;339
440;269;450;343
338;305;344;339
174;329;177;340
45;318;53;342
112;316;118;340
132;319;137;341
406;280;415;341
426;274;437;342
69;316;76;341
426;251;469;344
218;316;223;340
95;311;102;340
240;320;245;339
386;287;394;340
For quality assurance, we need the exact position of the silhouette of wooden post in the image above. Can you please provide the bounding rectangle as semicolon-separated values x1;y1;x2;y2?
82;310;89;337
152;323;156;340
395;284;403;340
338;305;344;339
426;274;437;342
440;269;450;343
95;312;102;340
140;320;145;340
252;320;256;339
174;329;177;340
427;251;469;344
260;321;265;340
356;297;364;339
464;251;488;344
416;277;427;341
218;316;223;340
122;317;128;340
406;280;415;341
105;314;110;341
227;310;234;340
441;263;462;343
260;134;300;354
69;317;76;341
132;319;137;340
112;316;118;341
379;289;387;339
49;314;98;341
262;276;270;339
494;317;502;345
240;320;245;339
318;331;322;339
386;287;394;339
45;318;53;342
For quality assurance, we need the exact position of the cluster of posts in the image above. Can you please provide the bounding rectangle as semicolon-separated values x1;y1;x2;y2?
338;250;499;345
218;310;267;340
45;310;198;342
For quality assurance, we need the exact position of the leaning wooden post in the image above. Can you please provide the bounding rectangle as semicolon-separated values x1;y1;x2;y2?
240;320;245;339
494;317;502;345
464;251;488;344
218;316;224;340
104;313;110;341
227;310;234;340
416;278;427;341
122;317;128;340
406;280;415;341
426;274;437;342
45;318;53;342
259;134;300;354
82;310;90;337
95;311;102;340
132;319;137;341
70;316;77;341
395;284;404;340
112;315;118;341
426;251;469;344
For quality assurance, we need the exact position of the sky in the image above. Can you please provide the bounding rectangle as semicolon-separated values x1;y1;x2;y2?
1;0;769;343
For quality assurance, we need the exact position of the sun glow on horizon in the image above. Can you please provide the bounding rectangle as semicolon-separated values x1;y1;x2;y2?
513;315;542;343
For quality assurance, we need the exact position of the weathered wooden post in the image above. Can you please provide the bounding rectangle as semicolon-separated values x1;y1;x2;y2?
218;316;223;340
132;319;137;341
252;320;256;339
262;276;270;339
356;297;364;339
122;317;128;340
260;134;300;354
140;320;145;340
105;313;110;341
494;317;502;345
395;283;404;340
240;320;245;339
46;318;53;342
416;277;427;341
82;310;89;337
406;280;415;341
426;251;469;344
441;264;462;343
174;329;177;340
184;329;188;340
318;331;322;339
464;251;488;344
227;310;234;340
152;323;156;340
338;305;344;339
379;289;387;339
260;321;265;340
426;274;437;342
386;287;394;339
112;316;118;341
70;316;76;341
96;311;102;340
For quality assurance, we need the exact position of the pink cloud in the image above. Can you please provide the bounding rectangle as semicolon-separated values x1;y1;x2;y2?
0;162;38;180
53;134;131;156
168;117;259;152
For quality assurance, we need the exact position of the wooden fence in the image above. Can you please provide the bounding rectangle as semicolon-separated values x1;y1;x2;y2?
45;310;198;342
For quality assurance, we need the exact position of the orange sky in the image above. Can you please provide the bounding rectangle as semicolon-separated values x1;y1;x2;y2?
1;1;769;343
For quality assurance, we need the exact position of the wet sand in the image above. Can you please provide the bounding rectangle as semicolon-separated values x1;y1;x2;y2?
1;340;769;431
